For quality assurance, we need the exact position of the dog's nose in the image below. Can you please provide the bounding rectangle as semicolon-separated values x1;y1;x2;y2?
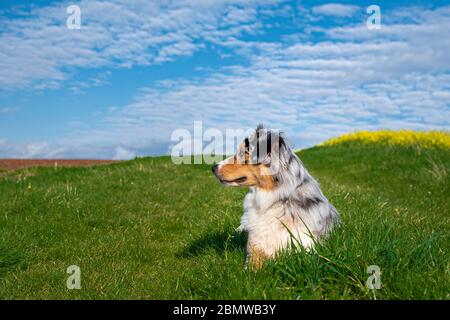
212;164;218;174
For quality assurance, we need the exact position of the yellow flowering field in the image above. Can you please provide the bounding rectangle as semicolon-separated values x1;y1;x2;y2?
321;130;450;149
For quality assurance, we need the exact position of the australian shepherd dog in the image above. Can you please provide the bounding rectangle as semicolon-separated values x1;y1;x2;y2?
212;125;339;269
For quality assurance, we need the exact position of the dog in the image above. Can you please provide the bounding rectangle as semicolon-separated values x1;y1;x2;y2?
212;125;339;269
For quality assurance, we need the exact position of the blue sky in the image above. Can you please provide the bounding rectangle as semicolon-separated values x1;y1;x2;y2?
1;0;449;159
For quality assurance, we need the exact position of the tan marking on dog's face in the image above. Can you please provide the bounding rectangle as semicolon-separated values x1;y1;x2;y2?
214;143;276;190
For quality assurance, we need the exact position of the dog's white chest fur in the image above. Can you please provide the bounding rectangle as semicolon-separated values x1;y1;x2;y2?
240;181;338;258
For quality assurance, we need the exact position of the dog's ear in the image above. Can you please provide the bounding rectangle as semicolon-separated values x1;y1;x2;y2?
278;132;287;151
256;123;264;132
274;132;290;158
261;130;275;166
266;130;272;154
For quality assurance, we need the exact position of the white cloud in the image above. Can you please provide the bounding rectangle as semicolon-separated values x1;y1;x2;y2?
311;3;360;18
0;0;280;90
0;139;68;159
25;142;50;158
69;71;111;94
113;146;136;160
23;142;65;158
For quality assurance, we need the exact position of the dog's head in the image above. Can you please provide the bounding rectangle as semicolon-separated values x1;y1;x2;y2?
212;125;291;190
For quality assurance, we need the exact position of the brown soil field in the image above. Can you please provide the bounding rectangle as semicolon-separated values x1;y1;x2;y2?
0;159;120;171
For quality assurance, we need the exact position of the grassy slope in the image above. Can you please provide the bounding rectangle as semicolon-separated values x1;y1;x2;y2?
0;143;448;299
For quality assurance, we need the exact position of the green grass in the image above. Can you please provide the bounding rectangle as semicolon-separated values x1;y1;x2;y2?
0;143;449;299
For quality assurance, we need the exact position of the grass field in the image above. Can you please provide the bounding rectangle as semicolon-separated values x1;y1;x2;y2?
0;141;449;299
